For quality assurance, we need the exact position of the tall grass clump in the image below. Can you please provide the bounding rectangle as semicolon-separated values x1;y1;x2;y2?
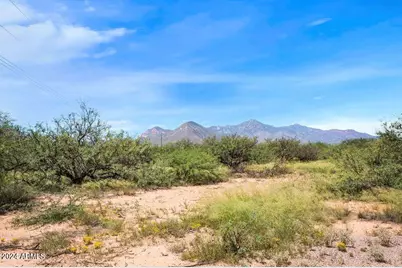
184;184;328;263
0;179;34;214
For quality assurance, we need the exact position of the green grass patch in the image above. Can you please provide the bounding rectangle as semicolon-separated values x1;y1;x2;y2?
244;162;290;178
287;160;337;175
81;179;137;196
181;183;329;263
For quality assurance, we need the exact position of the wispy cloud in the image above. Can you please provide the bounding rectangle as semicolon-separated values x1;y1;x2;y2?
84;0;95;12
308;18;332;27
93;48;116;59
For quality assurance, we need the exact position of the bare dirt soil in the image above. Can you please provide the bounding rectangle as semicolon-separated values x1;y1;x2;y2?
1;175;402;267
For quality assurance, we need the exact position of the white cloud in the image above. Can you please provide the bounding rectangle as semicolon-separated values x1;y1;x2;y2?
0;0;34;24
93;48;117;59
0;1;129;64
308;18;332;27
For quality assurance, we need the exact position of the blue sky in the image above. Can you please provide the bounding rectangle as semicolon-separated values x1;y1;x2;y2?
0;0;402;135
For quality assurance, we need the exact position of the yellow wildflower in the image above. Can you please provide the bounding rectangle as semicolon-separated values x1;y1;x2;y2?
94;241;103;249
83;236;93;245
337;242;347;252
81;245;89;253
69;246;78;254
190;223;201;230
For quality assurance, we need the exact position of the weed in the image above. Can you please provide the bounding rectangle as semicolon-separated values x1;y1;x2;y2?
39;232;70;256
16;204;82;226
169;242;187;254
0;181;34;214
370;247;386;263
182;235;226;263
330;205;351;220
322;228;353;248
102;218;124;234
139;219;189;238
244;163;290;178
372;228;393;247
182;183;328;263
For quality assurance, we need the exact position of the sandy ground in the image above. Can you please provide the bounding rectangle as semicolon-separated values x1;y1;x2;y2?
1;175;402;267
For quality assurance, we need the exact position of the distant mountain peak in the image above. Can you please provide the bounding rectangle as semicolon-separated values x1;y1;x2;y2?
141;120;375;145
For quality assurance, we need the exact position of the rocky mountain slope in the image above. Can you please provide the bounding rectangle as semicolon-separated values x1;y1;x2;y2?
140;119;375;145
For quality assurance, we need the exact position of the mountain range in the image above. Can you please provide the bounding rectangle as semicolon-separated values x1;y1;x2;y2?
140;119;375;145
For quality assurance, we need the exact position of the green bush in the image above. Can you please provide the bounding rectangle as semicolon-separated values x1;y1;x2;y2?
203;135;257;171
332;116;402;196
250;142;276;164
135;160;176;189
28;103;154;184
272;138;301;162
297;143;320;162
167;148;228;185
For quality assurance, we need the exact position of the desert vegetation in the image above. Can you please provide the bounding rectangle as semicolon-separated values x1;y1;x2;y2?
1;104;402;266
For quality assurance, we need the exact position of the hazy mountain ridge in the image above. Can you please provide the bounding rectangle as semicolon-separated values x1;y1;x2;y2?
141;120;375;145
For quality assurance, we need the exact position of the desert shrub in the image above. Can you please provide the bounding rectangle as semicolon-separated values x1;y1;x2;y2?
272;138;301;162
167;148;228;185
296;143;319;162
184;184;328;262
310;142;334;160
203;135;257;171
332;117;402;196
39;231;70;256
244;163;290;178
250;142;276;164
0;179;34;214
28;103;153;184
0;112;34;176
135;160;176;189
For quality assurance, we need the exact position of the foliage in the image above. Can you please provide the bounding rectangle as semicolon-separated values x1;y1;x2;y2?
82;179;137;195
249;142;276;164
296;143;320;162
204;135;257;171
167;148;228;185
272;138;301;162
28;103;153;184
244;163;290;178
134;160;176;189
39;231;70;256
16;203;84;226
0;178;34;214
184;183;327;262
331;117;402;196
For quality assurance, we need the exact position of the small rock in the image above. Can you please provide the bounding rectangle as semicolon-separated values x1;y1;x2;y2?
161;252;169;257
